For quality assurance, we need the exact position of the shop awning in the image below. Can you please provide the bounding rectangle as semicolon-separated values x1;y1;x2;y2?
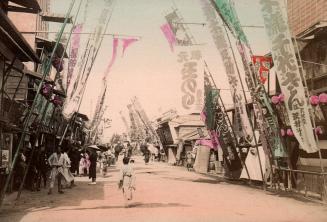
0;9;40;63
7;0;41;14
297;21;327;40
35;36;68;58
41;12;73;23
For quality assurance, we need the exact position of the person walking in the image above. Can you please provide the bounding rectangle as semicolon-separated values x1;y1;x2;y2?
48;147;64;194
79;153;87;176
62;149;75;188
36;145;49;191
118;157;135;207
88;149;98;185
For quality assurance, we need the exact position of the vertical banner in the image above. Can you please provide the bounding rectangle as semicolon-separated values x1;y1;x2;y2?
252;56;273;84
176;46;204;114
213;0;249;46
201;0;253;141
67;24;83;88
63;0;115;118
260;0;318;153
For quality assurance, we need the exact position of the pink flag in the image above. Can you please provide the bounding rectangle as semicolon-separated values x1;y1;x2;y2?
103;37;119;80
160;23;176;52
122;38;138;56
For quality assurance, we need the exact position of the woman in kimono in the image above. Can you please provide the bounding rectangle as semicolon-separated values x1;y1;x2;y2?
119;157;136;207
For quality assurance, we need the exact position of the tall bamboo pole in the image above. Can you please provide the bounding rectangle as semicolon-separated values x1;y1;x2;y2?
223;25;265;184
204;61;252;182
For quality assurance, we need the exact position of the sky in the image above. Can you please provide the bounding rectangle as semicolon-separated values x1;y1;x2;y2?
50;0;272;142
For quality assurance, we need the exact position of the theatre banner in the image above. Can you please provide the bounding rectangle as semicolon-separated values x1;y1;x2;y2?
260;0;318;153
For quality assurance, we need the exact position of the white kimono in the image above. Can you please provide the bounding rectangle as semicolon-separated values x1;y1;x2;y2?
119;164;135;202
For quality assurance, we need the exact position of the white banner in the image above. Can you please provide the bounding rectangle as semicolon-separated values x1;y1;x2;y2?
201;0;253;141
176;46;204;115
260;0;318;153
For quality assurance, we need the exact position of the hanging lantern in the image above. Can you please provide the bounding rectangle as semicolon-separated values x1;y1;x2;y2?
278;93;285;103
52;95;63;107
315;126;323;135
286;129;294;137
271;95;280;105
309;95;320;106
319;93;327;104
41;84;53;98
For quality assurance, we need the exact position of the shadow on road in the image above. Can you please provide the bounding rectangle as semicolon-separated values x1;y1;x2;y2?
54;202;190;211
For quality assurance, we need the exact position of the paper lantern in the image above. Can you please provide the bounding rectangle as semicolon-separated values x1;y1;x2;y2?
278;93;285;103
271;95;280;105
309;95;319;106
319;93;327;104
280;129;286;137
41;84;52;98
315;127;323;135
286;129;294;136
52;95;63;107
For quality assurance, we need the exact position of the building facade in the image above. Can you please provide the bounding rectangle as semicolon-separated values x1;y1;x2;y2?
287;0;327;36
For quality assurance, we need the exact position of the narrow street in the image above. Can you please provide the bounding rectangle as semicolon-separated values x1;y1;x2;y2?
1;156;327;222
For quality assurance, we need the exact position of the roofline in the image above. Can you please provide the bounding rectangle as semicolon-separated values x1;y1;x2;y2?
0;8;40;63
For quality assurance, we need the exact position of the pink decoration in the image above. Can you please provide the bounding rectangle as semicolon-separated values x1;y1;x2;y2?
122;38;138;56
309;95;320;106
103;37;119;81
209;130;220;149
286;129;294;137
52;95;63;107
200;110;207;122
41;84;52;98
278;93;285;103
271;95;280;104
196;139;216;149
160;23;177;52
319;93;327;104
280;129;286;137
315;127;323;135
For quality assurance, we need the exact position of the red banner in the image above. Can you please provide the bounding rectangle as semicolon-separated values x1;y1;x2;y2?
251;56;272;84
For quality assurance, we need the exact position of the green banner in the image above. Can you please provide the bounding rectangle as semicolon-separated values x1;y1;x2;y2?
214;0;248;45
204;87;219;130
